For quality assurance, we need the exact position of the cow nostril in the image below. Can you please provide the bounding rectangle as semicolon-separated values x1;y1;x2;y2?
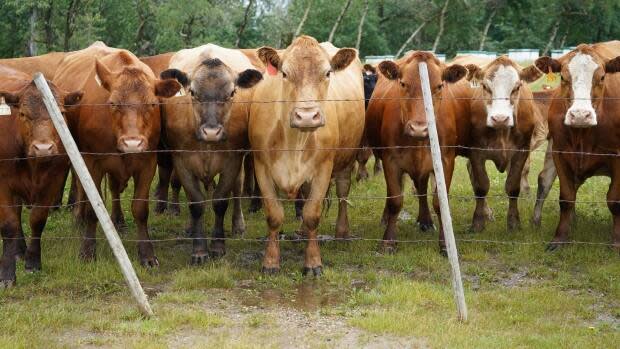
312;113;319;121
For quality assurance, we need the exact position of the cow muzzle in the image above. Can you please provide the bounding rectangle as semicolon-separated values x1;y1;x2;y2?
29;142;58;157
488;114;513;128
290;107;325;130
565;109;597;127
198;125;226;143
117;136;148;153
404;121;428;139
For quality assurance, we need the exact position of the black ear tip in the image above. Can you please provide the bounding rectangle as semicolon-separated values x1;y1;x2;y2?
161;69;189;87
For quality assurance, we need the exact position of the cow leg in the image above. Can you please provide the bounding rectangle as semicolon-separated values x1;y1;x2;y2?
211;158;244;257
24;206;50;273
132;162;158;267
169;171;182;216
109;175;127;232
301;166;332;276
52;169;71;210
469;156;491;232
254;162;284;274
79;167;104;262
467;159;494;224
532;142;557;227
174;161;208;264
356;148;371;182
413;172;433;231
67;171;78;209
608;171;620;253
381;157;404;253
434;153;456;254
506;150;529;231
373;152;383;175
295;188;306;221
520;155;532;196
231;169;246;236
244;156;263;214
154;153;173;215
547;159;576;251
335;164;354;239
0;202;20;288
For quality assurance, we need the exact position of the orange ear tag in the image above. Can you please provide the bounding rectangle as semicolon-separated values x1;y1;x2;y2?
546;67;557;83
267;63;278;76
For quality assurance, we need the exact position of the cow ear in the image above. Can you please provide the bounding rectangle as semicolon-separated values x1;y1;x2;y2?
331;48;357;72
363;64;376;74
161;69;190;88
95;60;115;91
442;64;467;83
155;79;182;98
236;69;263;89
604;56;620;74
520;65;543;83
258;47;281;70
378;61;401;80
464;64;483;82
64;91;84;108
535;56;561;74
0;91;20;105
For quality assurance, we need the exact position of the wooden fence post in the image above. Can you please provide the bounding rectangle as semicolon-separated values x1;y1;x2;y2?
34;73;154;317
418;62;468;322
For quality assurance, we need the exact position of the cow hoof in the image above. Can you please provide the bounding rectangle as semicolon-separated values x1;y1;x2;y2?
168;205;181;216
302;266;323;277
154;202;167;215
79;248;96;262
140;256;159;268
545;242;562;252
231;227;245;237
24;258;41;273
261;266;280;275
470;222;485;233
0;279;15;289
191;253;209;265
439;246;448;257
418;222;435;232
378;243;397;254
209;248;226;259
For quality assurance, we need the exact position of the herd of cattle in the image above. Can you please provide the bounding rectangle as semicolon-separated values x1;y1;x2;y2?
1;36;619;287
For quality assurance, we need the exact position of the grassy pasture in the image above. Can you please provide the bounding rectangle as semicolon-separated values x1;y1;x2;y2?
0;141;618;348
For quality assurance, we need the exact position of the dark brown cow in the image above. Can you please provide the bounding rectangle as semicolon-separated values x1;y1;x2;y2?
534;42;620;251
366;52;470;253
140;52;184;215
160;44;262;263
0;65;82;287
463;56;543;231
53;44;181;266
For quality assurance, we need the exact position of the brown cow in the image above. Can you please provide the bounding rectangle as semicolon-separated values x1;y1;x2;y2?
0;51;68;80
53;44;181;266
159;44;262;263
534;42;620;251
0;65;83;287
250;36;364;275
366;51;469;253
463;56;543;231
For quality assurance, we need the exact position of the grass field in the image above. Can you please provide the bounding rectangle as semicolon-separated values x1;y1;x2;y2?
1;142;618;348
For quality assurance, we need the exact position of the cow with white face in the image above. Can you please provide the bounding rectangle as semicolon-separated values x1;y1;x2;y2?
533;42;620;251
464;56;543;232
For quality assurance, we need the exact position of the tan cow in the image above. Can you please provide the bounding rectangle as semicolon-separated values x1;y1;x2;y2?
250;36;364;275
159;44;263;263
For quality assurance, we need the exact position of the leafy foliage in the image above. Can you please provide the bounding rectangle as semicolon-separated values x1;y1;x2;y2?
0;0;619;58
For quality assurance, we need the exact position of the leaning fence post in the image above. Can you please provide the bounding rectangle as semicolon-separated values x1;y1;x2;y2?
34;73;154;317
418;62;468;322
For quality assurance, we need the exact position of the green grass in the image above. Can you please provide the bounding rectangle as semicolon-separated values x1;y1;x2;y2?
0;145;618;348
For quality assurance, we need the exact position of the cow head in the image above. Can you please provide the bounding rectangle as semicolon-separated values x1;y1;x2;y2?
378;52;467;139
257;36;357;130
161;59;262;143
535;44;620;127
95;56;181;153
363;64;378;109
466;56;542;128
1;82;82;158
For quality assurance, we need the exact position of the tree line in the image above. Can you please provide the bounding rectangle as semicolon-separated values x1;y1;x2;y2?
1;0;618;59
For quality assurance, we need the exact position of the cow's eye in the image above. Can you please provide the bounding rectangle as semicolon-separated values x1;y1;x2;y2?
229;89;236;99
189;89;195;96
400;81;406;88
282;71;288;79
326;70;332;78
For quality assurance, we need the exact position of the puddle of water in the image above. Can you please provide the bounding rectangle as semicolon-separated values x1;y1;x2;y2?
237;281;349;312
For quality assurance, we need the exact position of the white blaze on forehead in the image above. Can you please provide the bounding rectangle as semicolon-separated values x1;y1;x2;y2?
484;65;519;127
567;53;599;117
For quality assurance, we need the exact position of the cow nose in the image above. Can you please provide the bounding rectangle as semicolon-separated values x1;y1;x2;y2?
490;114;510;127
404;121;428;138
567;109;596;127
291;108;324;129
30;142;56;157
200;125;225;142
118;136;147;153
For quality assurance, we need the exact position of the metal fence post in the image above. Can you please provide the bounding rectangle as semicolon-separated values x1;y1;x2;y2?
418;62;468;322
34;73;154;317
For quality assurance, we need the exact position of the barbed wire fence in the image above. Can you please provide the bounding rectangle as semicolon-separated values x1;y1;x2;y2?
2;71;617;318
